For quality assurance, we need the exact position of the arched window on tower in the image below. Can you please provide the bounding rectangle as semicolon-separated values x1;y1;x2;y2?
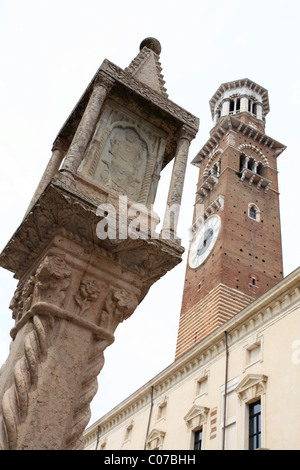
248;203;260;222
239;152;265;176
249;206;257;219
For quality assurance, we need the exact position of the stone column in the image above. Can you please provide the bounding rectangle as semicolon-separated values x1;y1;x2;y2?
0;236;141;450
221;99;230;117
25;138;67;216
61;75;114;175
256;103;263;120
240;96;248;113
161;125;195;239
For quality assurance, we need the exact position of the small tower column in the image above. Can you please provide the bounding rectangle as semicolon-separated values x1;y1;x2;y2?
221;99;230;116
256;103;263;120
161;125;196;238
25;137;67;215
240;96;248;112
61;75;114;175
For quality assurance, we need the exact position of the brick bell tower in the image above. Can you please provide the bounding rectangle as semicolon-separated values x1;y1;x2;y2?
175;78;286;359
0;38;198;450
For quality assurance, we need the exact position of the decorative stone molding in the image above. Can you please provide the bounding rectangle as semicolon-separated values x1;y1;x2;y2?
184;405;209;430
34;255;72;307
235;374;268;402
93;72;115;93
203;149;223;177
100;60;199;133
237;143;269;166
192;115;286;167
124;46;168;97
74;279;104;317
145;428;166;450
239;168;271;191
196;174;219;202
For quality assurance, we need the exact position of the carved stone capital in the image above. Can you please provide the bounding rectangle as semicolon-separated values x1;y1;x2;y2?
94;72;115;92
34;255;72;307
51;136;69;153
0;239;144;450
178;124;197;143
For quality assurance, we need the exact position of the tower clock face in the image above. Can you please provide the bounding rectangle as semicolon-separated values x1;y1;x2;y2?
189;214;221;269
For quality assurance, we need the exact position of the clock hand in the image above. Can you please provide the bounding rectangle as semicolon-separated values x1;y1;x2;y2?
196;229;213;256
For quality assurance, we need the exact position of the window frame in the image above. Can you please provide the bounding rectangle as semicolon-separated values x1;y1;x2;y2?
249;400;261;450
248;203;261;222
235;374;267;450
193;428;203;450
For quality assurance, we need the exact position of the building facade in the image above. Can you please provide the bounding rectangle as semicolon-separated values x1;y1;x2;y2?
84;267;300;450
83;79;300;451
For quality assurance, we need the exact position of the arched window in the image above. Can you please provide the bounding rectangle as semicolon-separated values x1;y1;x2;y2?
248;203;260;222
249;206;257;219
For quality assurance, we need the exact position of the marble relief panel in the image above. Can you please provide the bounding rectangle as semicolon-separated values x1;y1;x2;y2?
78;100;167;206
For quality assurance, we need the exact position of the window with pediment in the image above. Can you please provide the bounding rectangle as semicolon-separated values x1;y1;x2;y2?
184;405;209;450
235;374;268;450
145;429;166;450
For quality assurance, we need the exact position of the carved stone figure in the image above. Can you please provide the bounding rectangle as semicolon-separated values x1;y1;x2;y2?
95;127;147;200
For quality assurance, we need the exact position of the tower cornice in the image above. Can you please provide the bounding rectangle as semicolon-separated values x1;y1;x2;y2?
191;115;286;167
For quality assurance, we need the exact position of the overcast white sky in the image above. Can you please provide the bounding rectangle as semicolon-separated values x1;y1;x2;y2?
0;0;299;428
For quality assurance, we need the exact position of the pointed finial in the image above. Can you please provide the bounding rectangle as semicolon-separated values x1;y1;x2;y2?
139;37;161;55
